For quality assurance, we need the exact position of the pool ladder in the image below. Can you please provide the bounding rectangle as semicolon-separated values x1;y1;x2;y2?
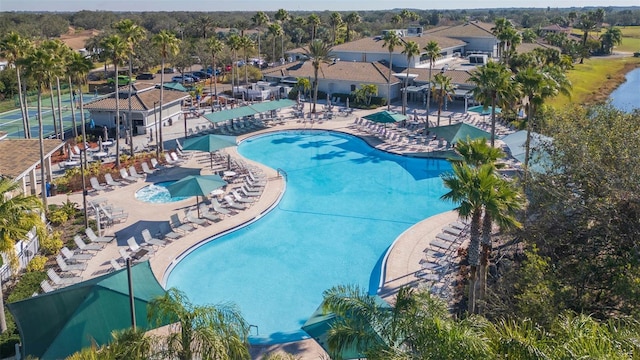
276;168;287;180
249;324;259;336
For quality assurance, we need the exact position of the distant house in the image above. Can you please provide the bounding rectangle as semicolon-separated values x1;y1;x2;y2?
424;21;499;58
84;85;190;135
539;24;572;36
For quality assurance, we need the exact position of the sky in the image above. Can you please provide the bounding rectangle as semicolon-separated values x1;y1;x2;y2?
1;0;638;12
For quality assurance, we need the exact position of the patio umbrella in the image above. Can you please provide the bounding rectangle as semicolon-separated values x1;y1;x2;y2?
8;261;166;360
467;105;502;116
166;174;227;217
428;123;491;145
363;110;407;127
182;134;238;169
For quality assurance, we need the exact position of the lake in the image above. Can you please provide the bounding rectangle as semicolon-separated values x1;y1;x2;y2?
610;68;640;112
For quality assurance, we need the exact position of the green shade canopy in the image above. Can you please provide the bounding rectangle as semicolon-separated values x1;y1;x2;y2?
501;130;552;173
166;174;227;216
203;106;258;123
467;105;502;115
160;82;189;92
429;123;491;144
363;110;407;124
182;134;238;169
8;261;166;360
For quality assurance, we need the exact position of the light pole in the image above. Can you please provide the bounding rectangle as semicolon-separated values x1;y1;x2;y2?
153;101;159;158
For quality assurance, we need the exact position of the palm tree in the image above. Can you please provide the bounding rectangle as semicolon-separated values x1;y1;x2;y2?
0;32;32;138
329;12;343;45
148;288;250;360
401;40;420;115
152;30;180;153
268;23;283;63
382;32;401;111
101;34;128;168
239;36;254;85
67;51;93;228
206;37;224;102
296;77;311;102
431;72;455;127
274;9;290;60
600;26;622;54
469;61;513;147
344;12;361;42
194;15;214;39
307;14;321;42
251;11;269;61
21;46;55;207
0;178;46;332
491;18;511;61
304;39;334;114
576;11;600;63
500;27;521;65
40;40;66;140
423;40;441;125
115;18;147;157
226;34;242;96
66;327;156;359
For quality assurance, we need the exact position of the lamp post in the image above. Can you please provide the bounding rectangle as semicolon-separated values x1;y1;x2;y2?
153;101;159;158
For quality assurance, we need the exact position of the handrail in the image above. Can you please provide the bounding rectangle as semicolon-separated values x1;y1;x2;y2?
276;168;287;179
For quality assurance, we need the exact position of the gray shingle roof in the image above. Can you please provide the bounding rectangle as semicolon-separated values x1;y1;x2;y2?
425;21;496;38
264;61;399;85
84;87;190;112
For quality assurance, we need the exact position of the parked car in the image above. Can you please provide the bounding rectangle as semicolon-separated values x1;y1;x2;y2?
191;71;211;79
206;67;221;76
185;73;200;82
157;67;176;74
171;75;194;84
136;72;154;80
107;75;135;86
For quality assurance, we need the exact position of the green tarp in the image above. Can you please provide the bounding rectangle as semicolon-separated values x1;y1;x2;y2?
429;123;491;144
8;261;166;360
203;99;298;124
160;82;189;92
249;99;296;113
363;110;407;124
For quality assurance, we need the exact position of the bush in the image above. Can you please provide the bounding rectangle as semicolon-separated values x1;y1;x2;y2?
26;255;47;272
7;271;47;303
47;208;68;225
40;231;63;255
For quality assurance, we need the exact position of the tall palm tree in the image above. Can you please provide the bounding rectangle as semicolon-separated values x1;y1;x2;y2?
401;40;420;115
41;40;66;140
307;14;321;42
152;30;180;153
0;32;32;138
115;18;147;157
21;46;56;207
491;18;511;61
67;51;93;228
274;9;290;60
226;34;242;97
469;61;513;147
304;39;334;114
101;34;129;168
500;27;521;65
0;178;46;332
344;12;361;43
194;15;214;39
329;12;343;45
576;11;600;64
206;37;224;102
423;40;441;126
251;11;269;61
382;32;401;111
600;26;622;54
431;72;455;127
268;23;283;63
239;36;254;85
148;288;250;360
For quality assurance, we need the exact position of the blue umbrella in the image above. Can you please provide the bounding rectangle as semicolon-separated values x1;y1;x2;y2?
166;174;227;217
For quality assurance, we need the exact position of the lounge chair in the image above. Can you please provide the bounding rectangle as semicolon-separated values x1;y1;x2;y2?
109;259;123;272
128;166;145;179
199;204;221;223
164;153;180;166
150;157;167;170
223;195;246;210
85;227;116;243
119;168;138;183
61;247;92;263
73;235;103;252
185;209;209;227
141;229;168;247
210;198;236;216
89;177;110;192
416;271;440;282
99;204;128;225
141;162;156;175
231;190;254;203
169;213;197;233
126;236;155;255
118;247;149;263
104;173;125;187
175;139;184;151
429;239;455;251
240;185;261;197
244;176;265;188
56;254;87;272
436;232;459;243
47;268;82;287
40;280;55;293
175;147;191;160
442;226;464;236
170;152;186;164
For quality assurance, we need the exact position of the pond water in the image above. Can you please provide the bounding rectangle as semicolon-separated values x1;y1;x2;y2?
609;68;640;113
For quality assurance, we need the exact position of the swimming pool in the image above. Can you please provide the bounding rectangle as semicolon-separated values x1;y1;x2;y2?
165;130;454;344
135;181;190;203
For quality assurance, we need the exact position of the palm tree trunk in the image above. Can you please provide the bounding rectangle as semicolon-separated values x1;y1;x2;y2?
114;63;121;168
47;83;58;139
56;77;64;140
387;52;392;111
159;59;165;153
437;97;442;126
78;79;89;229
230;52;235;98
523;101;534;191
244;50;249;85
467;211;482;314
21;76;31;138
402;71;408;115
128;56;134;157
426;64;433;130
490;95;497;147
68;77;78;138
213;56;218;102
16;68;29;138
478;212;493;314
37;90;47;207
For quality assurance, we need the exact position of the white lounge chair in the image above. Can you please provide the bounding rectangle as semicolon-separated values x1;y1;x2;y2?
141;229;168;247
240;185;261;197
211;198;236;216
185;209;209;227
41;280;55;293
231;190;254;203
169;213;197;233
99;204;128;225
47;268;82;287
126;236;155;254
199;204;221;223
56;254;87;272
109;259;123;272
141;162;156;175
436;232;459;243
85;227;116;243
73;235;103;252
150;157;167;170
61;247;92;263
223;195;246;210
104;173;125;187
119;168;138;183
89;177;109;192
164;153;180;166
128;166;145;179
430;239;455;251
170;152;186;164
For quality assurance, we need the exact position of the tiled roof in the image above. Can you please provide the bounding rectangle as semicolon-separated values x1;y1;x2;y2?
409;68;475;86
264;61;399;85
516;41;561;54
425;21;496;38
0;139;64;179
331;34;466;54
84;88;190;112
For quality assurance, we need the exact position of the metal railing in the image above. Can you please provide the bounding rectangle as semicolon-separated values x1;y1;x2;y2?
0;231;40;284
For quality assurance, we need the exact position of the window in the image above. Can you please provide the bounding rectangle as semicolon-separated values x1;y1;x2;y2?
351;84;356;92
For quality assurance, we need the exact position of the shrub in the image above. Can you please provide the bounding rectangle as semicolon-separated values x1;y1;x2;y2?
47;208;68;225
40;231;63;255
26;255;47;272
7;271;47;303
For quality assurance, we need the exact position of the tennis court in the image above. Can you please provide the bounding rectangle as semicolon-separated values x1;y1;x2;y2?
0;92;98;139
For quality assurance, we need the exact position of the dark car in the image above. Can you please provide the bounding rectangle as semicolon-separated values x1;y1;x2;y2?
136;72;154;80
191;71;211;79
157;67;176;74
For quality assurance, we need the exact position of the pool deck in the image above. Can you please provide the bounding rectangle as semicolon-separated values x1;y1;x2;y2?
47;104;498;359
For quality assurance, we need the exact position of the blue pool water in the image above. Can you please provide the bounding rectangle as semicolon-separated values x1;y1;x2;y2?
135;181;190;203
165;130;454;343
